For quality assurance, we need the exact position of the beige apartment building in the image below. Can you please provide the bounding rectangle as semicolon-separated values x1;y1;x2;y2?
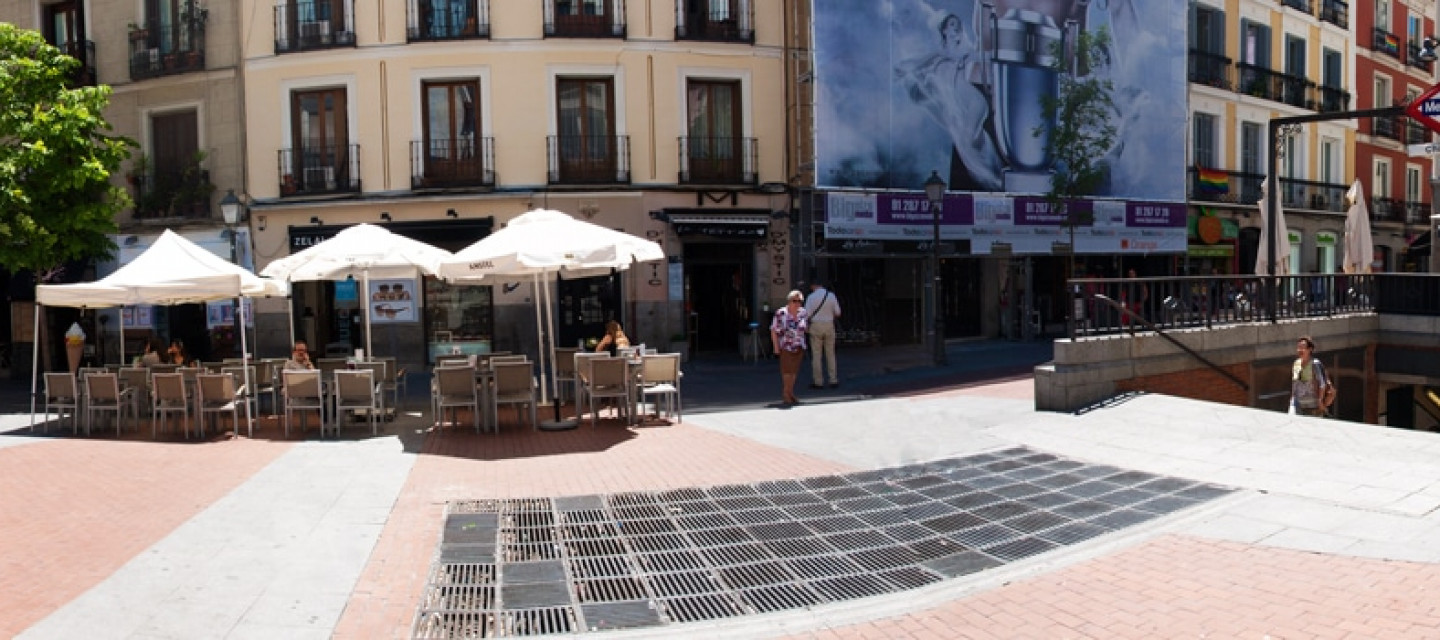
12;0;794;366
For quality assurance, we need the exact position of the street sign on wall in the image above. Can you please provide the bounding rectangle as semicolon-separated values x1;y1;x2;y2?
1405;83;1440;136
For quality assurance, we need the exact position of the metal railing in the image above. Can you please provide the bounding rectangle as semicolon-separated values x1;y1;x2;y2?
129;22;205;80
274;0;357;53
61;40;96;86
547;135;630;184
1069;274;1377;339
407;0;489;41
1188;49;1232;90
1372;27;1402;60
277;144;361;195
410;137;495;189
675;0;753;42
543;0;625;38
678;136;757;185
1320;0;1348;28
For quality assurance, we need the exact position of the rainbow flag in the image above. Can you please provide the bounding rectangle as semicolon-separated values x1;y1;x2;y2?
1383;32;1401;54
1197;166;1229;194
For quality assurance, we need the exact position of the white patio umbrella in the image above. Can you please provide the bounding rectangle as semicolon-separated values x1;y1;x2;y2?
1341;179;1374;274
33;229;288;436
438;209;665;427
1255;180;1292;276
260;223;452;359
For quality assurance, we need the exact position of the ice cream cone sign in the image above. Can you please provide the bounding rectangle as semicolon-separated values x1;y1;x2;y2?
64;322;85;374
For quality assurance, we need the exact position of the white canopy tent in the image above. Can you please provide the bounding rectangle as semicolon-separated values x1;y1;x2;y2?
32;229;288;436
259;223;452;359
437;209;665;427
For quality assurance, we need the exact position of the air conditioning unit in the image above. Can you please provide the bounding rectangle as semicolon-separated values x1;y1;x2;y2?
304;166;336;191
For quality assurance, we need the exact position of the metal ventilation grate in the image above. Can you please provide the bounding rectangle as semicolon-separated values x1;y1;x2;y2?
413;447;1233;637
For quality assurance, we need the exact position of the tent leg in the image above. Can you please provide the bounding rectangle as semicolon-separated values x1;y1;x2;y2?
539;275;576;431
29;303;40;431
240;297;253;439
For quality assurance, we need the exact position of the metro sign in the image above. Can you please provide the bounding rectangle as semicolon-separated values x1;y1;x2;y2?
1405;83;1440;136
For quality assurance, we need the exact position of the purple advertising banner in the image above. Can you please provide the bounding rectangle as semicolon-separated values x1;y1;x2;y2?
1126;202;1186;227
876;194;974;226
1012;197;1094;226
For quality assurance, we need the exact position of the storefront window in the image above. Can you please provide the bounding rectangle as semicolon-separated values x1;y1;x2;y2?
424;278;493;361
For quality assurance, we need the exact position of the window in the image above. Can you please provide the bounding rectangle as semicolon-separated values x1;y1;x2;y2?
1285;35;1305;77
1407;165;1421;203
1320;138;1337;184
1322;48;1341;88
684;79;745;183
555;77;617;182
1374;158;1391;198
420;79;483;186
1193;113;1217;169
1192;6;1224;54
136;110;205;218
1241;122;1262;175
1284;137;1301;180
1375;75;1391;108
548;0;622;37
1376;0;1390;29
289;87;350;192
1409;14;1421;42
1241;20;1270;67
424;277;493;361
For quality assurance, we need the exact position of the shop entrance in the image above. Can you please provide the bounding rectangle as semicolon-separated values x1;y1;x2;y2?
940;258;983;338
684;243;755;352
557;272;623;349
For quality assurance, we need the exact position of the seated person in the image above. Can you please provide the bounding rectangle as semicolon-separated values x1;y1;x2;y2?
137;338;164;367
284;340;314;371
594;320;630;355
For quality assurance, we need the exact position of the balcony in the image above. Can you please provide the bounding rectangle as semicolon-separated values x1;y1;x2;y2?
1406;121;1431;145
275;0;356;53
1408;42;1434;73
1275;73;1316;110
1236;64;1284;102
1188;49;1232;90
59;40;96;86
678;137;757;185
129;165;214;220
1317;86;1350;113
1371;115;1403;141
1372;27;1402;60
408;0;489;41
544;0;625;38
1369;196;1429;224
128;21;205;80
1188;167;1346;214
675;1;753;43
277;145;361;196
1281;0;1312;13
547;135;631;184
411;138;495;189
1320;0;1348;29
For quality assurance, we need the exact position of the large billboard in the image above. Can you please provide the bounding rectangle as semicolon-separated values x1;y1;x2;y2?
814;0;1187;201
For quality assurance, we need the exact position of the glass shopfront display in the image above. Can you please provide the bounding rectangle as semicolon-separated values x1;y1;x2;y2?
424;279;493;361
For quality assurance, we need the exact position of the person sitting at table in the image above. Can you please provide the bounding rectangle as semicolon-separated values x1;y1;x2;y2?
284;340;314;371
594;320;630;356
137;338;164;366
167;338;195;366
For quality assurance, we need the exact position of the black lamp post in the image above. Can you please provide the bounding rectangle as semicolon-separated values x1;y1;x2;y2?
924;170;947;366
219;189;243;263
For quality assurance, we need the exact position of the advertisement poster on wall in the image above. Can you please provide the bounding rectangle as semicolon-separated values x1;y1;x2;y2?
368;278;418;323
812;0;1187;202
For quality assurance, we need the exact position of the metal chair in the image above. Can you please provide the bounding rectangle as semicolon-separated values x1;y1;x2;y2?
637;353;683;423
85;372;130;437
221;365;261;436
491;362;538;431
196;373;248;438
378;356;407;411
282;369;326;438
150;373;190;438
583;357;631;428
573;352;607;417
433;365;480;433
332;369;382;437
42;372;79;434
552;347;579;404
118;367;150;424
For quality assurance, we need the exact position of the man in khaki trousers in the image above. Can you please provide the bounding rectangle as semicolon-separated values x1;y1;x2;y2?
804;281;842;388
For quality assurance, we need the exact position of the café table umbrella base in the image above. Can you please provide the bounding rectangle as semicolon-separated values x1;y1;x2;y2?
539;402;578;431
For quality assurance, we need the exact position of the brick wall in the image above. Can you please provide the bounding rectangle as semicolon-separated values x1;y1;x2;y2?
1115;362;1252;408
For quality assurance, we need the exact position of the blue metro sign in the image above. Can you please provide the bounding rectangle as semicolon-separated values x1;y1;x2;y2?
1405;84;1440;135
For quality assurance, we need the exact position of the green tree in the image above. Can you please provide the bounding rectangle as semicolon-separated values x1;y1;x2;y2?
1039;26;1119;273
0;23;132;279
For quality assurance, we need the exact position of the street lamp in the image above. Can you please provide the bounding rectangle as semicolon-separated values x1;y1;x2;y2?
924;170;947;366
219;188;243;263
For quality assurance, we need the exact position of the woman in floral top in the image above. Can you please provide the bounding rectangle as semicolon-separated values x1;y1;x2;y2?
771;290;809;406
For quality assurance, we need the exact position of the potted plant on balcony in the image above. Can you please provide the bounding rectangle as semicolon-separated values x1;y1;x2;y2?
172;150;215;217
127;22;149;42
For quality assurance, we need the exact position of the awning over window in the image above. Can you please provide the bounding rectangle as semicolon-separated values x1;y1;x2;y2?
667;213;773;238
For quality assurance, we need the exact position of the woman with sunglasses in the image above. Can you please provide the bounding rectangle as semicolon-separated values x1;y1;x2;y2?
770;290;810;406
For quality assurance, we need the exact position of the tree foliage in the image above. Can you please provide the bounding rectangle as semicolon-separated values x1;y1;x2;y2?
1039;27;1119;231
0;23;132;279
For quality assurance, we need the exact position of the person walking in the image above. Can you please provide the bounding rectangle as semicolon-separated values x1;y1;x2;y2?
804;281;842;388
770;290;809;406
1289;336;1335;417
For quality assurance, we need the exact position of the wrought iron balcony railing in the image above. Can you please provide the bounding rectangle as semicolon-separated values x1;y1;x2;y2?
275;0;356;53
278;144;361;195
1320;0;1348;28
407;0;489;41
544;0;625;38
1188;49;1232;90
129;21;205;80
130;166;213;220
1371;115;1403;141
60;40;96;86
411;138;495;189
1372;27;1402;60
1317;86;1350;113
547;135;631;184
678;137;757;185
1237;63;1283;101
1407;42;1434;72
1188;167;1347;214
675;1;753;43
1281;0;1312;13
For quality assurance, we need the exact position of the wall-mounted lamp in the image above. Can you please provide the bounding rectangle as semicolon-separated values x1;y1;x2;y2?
310;216;323;226
446;209;459;218
380;212;392;222
219;189;244;226
257;215;267;231
1420;37;1440;63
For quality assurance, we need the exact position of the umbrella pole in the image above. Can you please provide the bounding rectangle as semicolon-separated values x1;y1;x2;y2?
119;311;126;365
287;295;296;350
29;303;40;431
239;296;253;438
539;275;576;430
532;274;547;404
363;269;374;360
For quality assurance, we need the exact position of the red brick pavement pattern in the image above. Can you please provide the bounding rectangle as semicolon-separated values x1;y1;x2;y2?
0;437;291;638
333;419;855;639
791;534;1440;639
